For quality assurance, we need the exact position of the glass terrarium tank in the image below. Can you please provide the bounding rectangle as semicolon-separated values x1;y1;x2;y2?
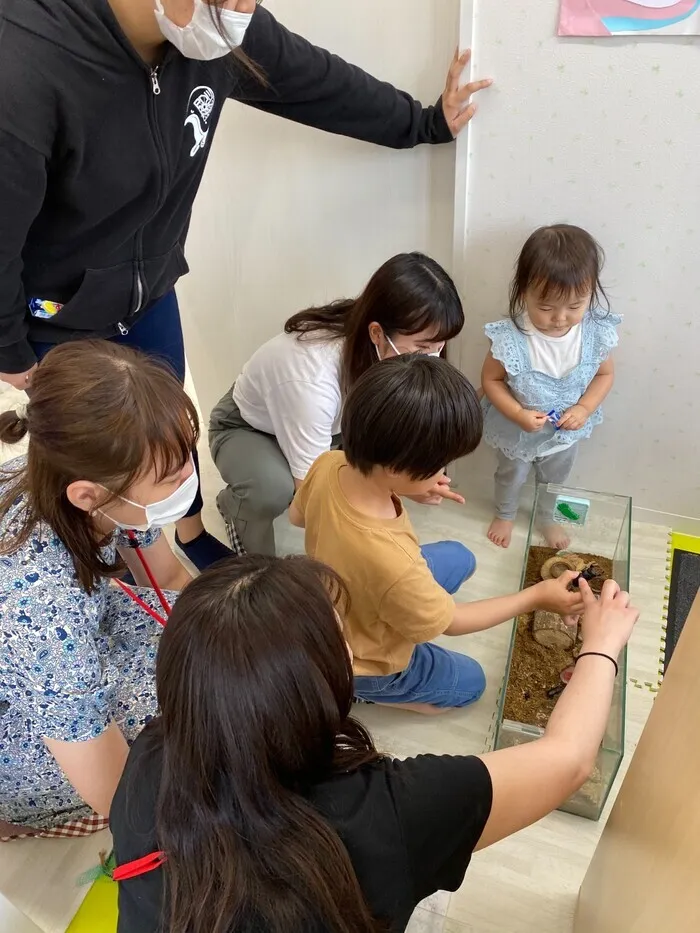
494;482;632;820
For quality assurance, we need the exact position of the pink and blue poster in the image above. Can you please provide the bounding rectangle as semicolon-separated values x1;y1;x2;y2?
558;0;700;36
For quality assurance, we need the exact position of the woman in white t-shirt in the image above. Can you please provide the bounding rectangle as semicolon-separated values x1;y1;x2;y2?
209;253;465;555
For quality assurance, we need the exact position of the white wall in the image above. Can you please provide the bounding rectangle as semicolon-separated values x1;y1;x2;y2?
178;0;459;420
452;0;700;517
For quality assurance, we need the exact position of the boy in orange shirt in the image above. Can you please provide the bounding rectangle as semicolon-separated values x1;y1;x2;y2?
290;355;583;713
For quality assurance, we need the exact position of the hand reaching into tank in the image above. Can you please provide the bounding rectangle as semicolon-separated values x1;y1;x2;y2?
532;570;585;617
441;50;493;137
578;577;638;660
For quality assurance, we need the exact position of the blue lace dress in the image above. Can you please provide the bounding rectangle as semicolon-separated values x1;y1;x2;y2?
0;458;174;829
482;313;621;462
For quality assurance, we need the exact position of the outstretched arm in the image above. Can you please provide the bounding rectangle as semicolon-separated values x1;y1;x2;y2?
446;572;585;636
476;579;638;849
234;8;491;148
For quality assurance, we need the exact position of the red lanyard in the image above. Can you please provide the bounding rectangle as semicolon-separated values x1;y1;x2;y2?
111;533;172;882
113;530;171;627
112;850;167;882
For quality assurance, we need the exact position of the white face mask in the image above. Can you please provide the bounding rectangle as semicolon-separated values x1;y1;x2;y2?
154;0;253;61
375;334;445;360
98;458;199;532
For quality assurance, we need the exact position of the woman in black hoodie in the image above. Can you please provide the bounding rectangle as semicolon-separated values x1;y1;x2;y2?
0;0;490;570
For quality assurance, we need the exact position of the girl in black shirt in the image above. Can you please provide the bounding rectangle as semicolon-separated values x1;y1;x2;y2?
110;554;637;933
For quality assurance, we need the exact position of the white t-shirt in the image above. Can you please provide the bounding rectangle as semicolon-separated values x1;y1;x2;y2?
522;315;583;379
233;332;343;480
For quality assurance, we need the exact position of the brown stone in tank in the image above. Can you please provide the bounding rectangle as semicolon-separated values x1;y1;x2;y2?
541;553;587;580
502;546;613;729
532;610;577;649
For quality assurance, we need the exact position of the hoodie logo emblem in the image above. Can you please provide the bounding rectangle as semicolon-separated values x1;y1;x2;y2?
184;86;215;158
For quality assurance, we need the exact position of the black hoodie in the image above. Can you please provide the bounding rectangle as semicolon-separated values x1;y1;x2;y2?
0;0;453;373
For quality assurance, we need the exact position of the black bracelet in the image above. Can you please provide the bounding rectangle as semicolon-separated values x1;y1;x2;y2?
575;651;619;678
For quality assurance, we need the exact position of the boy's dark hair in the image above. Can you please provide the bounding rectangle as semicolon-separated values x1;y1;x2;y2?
509;224;609;326
341;354;483;480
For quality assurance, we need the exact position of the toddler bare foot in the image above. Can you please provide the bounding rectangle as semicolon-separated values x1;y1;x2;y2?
542;523;571;550
488;518;513;548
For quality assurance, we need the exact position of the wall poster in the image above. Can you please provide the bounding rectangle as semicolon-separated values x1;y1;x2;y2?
558;0;700;36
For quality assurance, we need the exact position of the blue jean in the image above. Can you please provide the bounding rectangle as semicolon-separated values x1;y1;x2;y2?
31;291;203;517
353;541;486;709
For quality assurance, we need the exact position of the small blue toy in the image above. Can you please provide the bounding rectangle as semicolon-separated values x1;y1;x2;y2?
553;495;590;527
547;410;563;431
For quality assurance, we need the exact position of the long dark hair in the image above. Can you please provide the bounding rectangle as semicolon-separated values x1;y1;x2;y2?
0;341;198;594
146;555;383;933
509;224;609;327
285;252;464;393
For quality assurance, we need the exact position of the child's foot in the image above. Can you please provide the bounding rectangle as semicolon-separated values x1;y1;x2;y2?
542;524;571;550
488;518;513;548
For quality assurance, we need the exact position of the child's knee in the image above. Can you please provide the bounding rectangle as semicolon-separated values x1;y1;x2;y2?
453;655;486;707
445;541;477;589
425;540;477;591
451;541;477;571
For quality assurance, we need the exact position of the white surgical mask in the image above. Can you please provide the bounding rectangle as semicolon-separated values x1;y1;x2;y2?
154;0;252;61
98;458;199;532
375;334;445;360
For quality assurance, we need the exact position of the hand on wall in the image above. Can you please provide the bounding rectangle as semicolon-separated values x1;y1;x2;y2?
441;50;492;137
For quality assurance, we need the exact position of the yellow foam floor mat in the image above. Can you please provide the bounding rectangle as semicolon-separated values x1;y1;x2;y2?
66;875;117;933
661;532;700;675
669;531;700;557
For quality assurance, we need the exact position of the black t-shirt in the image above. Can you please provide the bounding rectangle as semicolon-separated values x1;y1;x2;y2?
110;733;493;933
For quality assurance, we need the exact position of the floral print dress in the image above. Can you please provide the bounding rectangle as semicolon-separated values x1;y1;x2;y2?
0;458;171;830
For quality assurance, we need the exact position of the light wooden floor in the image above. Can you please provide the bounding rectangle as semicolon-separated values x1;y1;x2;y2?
0;381;669;933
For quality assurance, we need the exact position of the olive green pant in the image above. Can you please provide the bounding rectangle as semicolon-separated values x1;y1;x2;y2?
209;387;297;556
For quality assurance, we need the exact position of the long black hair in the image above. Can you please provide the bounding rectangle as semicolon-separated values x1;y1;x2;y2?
285;252;464;393
142;555;384;933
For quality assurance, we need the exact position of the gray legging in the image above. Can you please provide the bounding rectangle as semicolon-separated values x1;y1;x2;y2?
494;445;578;522
209;387;297;556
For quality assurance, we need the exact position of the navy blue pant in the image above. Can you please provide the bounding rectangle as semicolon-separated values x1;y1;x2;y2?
31;291;203;517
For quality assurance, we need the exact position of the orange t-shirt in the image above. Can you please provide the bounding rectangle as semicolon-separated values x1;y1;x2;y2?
294;451;455;677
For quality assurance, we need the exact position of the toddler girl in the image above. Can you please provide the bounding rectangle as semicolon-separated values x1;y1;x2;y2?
481;224;620;549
